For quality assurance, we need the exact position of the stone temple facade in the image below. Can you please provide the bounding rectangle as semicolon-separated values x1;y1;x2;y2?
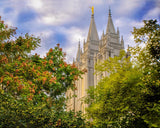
66;8;124;113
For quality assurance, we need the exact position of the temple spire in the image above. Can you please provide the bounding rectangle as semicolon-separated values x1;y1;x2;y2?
83;39;85;51
76;41;81;62
121;35;124;49
106;8;115;34
117;27;119;35
109;7;111;16
87;7;99;42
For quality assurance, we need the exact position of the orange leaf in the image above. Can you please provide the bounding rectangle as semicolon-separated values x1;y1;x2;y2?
7;80;10;85
49;48;53;53
61;77;65;80
0;77;4;83
49;59;53;65
57;43;60;47
59;64;62;67
18;85;23;91
28;81;32;85
42;77;47;85
59;48;62;51
52;68;55;71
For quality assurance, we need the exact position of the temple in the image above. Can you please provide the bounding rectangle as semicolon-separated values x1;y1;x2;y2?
66;8;124;113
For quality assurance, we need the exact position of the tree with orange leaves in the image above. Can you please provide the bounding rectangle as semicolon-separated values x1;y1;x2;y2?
0;17;91;127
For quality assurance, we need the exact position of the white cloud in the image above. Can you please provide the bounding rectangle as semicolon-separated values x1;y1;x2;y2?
114;17;145;51
56;26;88;63
27;0;43;10
31;30;54;57
111;0;146;16
142;0;160;20
25;0;105;26
0;0;18;26
33;29;54;39
30;25;88;62
143;7;160;20
0;0;158;63
39;13;73;26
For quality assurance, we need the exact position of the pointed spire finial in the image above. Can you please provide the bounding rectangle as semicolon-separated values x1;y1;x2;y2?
117;27;119;34
109;7;111;17
87;6;99;42
90;6;94;15
106;7;115;34
121;35;123;41
121;35;124;48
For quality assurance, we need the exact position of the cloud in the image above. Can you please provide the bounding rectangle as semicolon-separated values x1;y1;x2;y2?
0;0;158;63
111;0;146;16
112;16;146;51
39;13;73;26
56;26;88;63
27;0;43;10
143;7;160;20
31;29;54;57
31;25;88;63
26;0;105;26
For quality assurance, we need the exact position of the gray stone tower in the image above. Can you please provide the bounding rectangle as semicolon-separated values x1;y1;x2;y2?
66;8;124;113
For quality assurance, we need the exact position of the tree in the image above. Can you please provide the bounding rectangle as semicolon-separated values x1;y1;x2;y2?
86;19;160;127
86;50;145;127
0;17;90;127
131;19;160;127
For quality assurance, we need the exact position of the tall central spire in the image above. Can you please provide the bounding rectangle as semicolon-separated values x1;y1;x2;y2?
87;7;99;42
106;8;115;34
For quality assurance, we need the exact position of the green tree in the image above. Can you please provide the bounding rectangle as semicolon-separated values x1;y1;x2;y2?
131;19;160;127
86;50;145;127
86;19;160;128
0;17;90;127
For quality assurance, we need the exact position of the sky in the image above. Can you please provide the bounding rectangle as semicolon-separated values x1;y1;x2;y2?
0;0;159;62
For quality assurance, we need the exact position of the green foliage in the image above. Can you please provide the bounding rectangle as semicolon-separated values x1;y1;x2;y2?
132;19;160;62
0;92;91;128
86;19;160;128
0;17;89;127
131;19;160;127
86;51;145;127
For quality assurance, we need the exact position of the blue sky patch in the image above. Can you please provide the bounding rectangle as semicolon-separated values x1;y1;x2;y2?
54;33;67;44
134;1;156;20
3;7;13;13
17;10;37;23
